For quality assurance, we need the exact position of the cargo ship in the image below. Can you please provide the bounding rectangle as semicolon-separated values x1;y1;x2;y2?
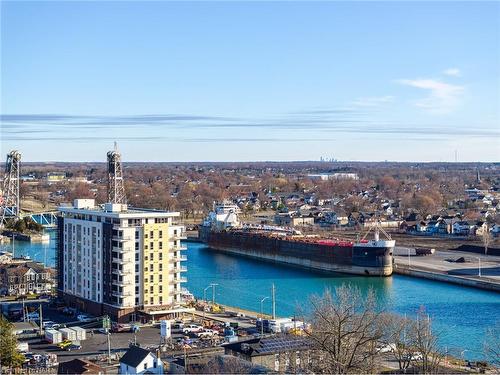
199;202;394;276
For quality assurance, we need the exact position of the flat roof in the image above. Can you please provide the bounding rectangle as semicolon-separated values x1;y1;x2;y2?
58;206;180;219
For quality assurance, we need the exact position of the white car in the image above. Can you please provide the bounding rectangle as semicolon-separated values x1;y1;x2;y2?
183;324;203;334
197;329;217;338
77;314;93;322
377;343;396;353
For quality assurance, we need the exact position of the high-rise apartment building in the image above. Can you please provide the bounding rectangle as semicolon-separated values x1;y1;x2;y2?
57;199;187;322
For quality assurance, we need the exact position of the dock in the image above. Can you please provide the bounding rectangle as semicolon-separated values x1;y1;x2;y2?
393;247;500;293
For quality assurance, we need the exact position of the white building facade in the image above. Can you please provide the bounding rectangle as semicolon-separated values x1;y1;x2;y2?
57;199;187;322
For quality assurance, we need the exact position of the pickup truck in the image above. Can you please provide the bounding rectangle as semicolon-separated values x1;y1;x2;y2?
183;324;203;334
197;329;217;339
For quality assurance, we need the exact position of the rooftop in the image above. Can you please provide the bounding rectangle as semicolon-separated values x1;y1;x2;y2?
58;199;180;219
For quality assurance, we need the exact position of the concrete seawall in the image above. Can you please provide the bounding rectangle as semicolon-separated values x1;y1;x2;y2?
393;265;500;293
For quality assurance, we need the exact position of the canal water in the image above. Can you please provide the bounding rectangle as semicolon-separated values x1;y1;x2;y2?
4;231;499;360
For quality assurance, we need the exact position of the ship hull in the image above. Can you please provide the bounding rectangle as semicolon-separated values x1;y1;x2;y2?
199;228;393;276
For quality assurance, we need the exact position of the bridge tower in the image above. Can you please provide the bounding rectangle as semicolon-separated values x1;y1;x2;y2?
107;143;127;204
1;150;21;227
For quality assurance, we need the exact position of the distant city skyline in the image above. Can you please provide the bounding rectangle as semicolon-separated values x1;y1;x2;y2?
1;1;499;162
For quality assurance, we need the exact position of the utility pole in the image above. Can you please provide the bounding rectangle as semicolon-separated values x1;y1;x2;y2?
210;283;218;305
271;283;276;319
39;303;43;336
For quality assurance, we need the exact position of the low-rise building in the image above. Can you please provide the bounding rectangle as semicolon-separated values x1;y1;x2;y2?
0;261;54;296
119;345;163;374
274;212;314;226
224;336;312;373
58;359;105;374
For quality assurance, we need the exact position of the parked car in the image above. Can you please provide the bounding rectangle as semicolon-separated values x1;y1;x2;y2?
197;329;217;339
172;321;184;330
64;344;82;351
403;352;423;361
77;314;93;322
42;320;59;329
183;324;203;334
26;312;39;321
62;307;76;316
377;343;396;353
57;339;73;349
111;322;132;332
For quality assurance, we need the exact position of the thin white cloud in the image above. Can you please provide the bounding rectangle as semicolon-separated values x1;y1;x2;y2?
352;96;394;107
397;78;464;114
443;68;461;77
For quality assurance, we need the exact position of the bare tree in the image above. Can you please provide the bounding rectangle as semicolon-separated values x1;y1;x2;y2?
484;322;500;370
380;313;414;372
412;308;443;374
305;284;384;374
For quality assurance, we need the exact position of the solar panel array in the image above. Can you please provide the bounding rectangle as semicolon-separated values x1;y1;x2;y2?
257;337;311;354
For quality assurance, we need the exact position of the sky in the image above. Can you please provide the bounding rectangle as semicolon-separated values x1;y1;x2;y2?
1;1;499;162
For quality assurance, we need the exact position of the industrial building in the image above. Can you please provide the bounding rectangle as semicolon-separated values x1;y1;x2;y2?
57;199;187;323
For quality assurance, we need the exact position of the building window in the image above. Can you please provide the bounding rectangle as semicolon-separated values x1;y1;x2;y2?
150;286;153;293
150;275;154;282
159;274;162;282
159;242;163;250
149;264;153;272
159;231;162;238
159;253;162;260
159;264;162;271
150;231;154;238
150;252;154;260
150;242;154;249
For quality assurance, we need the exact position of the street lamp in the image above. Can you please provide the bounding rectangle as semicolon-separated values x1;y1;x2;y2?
260;297;270;335
202;285;212;322
203;285;212;302
474;257;481;277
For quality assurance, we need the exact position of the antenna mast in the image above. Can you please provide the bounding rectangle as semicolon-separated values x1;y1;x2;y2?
107;144;127;204
0;150;21;228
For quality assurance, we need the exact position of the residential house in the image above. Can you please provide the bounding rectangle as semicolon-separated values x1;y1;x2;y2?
223;336;312;373
0;261;54;296
275;212;314;227
58;359;105;374
452;221;472;236
119;345;163;374
426;219;450;234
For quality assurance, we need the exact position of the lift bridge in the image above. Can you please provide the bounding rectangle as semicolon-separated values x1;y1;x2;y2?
1;150;59;229
25;211;58;228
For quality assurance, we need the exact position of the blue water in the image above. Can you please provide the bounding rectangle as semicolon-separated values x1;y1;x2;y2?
5;233;499;360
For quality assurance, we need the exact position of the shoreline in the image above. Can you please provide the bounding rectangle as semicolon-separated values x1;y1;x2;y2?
393;263;500;293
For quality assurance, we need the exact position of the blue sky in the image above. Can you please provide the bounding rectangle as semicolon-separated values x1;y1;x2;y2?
1;1;499;162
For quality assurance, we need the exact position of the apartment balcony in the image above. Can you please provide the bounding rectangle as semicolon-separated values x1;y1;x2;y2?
171;234;187;241
173;266;187;273
112;291;133;297
115;279;133;286
112;268;132;276
169;245;187;252
179;277;187;283
114;236;134;242
112;257;133;264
